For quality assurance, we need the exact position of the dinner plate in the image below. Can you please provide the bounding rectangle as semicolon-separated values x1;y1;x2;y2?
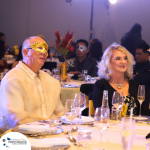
29;138;71;150
132;116;148;120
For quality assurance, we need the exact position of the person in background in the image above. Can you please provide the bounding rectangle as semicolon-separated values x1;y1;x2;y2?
12;45;23;68
67;39;97;77
93;43;139;115
0;33;8;72
121;23;146;57
134;43;150;116
0;32;5;59
0;36;64;131
89;40;103;61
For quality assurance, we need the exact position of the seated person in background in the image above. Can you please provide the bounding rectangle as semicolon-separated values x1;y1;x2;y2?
0;36;64;131
67;39;97;77
12;45;23;68
89;40;103;62
134;43;150;116
93;43;139;115
0;36;8;72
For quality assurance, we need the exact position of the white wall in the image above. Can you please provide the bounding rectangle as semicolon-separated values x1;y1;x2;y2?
0;0;150;51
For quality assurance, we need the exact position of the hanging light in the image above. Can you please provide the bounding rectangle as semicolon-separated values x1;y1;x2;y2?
109;0;117;4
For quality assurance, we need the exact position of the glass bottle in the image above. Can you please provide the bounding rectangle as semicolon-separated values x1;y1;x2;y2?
101;90;110;119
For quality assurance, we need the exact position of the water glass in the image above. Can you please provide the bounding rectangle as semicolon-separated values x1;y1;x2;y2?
49;118;62;134
120;118;135;150
85;75;91;82
52;68;60;80
111;106;122;120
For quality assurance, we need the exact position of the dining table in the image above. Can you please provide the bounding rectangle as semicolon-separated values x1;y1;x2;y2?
60;79;96;106
1;116;150;150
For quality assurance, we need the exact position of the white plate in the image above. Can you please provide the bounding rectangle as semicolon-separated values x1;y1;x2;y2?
29;138;71;149
131;116;148;120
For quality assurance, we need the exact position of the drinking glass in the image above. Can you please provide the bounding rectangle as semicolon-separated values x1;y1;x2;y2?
74;93;86;118
137;85;145;118
120;118;135;150
82;70;88;76
64;99;78;134
94;107;109;150
52;68;60;80
112;91;124;125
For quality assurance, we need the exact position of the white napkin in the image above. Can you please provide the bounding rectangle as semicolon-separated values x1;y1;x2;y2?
62;83;79;88
61;116;94;124
29;138;71;148
19;123;50;133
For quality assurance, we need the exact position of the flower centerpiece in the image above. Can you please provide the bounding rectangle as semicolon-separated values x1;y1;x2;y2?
52;30;74;81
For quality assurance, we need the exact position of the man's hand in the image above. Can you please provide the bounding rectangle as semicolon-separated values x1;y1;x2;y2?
68;71;82;74
0;60;4;66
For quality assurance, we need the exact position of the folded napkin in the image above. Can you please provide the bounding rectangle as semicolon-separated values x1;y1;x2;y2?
29;138;71;148
62;83;79;88
19;123;50;133
61;116;94;124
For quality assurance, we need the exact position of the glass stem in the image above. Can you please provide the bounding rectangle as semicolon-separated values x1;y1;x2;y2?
139;103;142;118
100;131;103;149
116;109;118;125
70;120;72;133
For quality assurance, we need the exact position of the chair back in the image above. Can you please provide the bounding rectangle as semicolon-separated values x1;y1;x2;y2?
88;92;95;116
80;84;94;116
41;62;57;71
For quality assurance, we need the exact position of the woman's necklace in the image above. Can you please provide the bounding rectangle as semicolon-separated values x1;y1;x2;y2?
111;80;124;89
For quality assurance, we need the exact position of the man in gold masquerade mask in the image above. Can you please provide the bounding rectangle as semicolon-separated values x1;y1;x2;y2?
0;36;64;131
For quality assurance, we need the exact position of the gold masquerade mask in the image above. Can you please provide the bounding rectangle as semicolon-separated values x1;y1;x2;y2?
29;42;48;54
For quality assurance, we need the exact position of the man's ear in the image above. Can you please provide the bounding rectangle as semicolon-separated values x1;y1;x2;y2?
86;49;89;53
22;49;29;57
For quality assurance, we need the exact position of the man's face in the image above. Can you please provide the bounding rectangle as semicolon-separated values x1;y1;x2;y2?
27;37;48;68
135;49;149;63
76;42;88;58
0;36;5;42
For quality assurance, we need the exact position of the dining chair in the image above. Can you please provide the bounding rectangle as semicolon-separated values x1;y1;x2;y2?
41;62;57;72
88;92;95;117
80;84;94;116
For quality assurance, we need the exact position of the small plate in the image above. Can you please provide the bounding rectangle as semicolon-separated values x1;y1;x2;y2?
131;116;148;120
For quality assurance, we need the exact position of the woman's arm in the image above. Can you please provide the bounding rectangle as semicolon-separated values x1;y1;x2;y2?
92;80;104;109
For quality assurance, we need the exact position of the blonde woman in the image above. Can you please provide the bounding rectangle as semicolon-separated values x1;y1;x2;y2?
93;43;139;115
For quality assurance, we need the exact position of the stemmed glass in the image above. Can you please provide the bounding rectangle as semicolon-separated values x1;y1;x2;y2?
112;91;124;125
94;107;109;150
120;118;135;150
52;68;60;80
137;85;145;119
74;93;86;118
64;99;78;134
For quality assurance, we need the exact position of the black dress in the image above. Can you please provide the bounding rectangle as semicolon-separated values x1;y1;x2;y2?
92;79;139;115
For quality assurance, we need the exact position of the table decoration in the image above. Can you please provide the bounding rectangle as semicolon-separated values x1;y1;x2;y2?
51;30;74;81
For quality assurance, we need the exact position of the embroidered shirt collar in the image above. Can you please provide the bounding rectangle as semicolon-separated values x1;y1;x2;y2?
18;61;39;79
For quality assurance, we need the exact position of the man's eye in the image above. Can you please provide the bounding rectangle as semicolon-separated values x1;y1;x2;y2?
37;47;43;50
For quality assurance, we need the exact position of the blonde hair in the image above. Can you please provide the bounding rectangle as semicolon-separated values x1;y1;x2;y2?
97;43;135;80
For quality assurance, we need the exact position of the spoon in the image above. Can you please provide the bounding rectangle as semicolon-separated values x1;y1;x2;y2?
68;136;86;147
64;127;78;135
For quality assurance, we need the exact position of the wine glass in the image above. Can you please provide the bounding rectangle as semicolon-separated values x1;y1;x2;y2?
64;99;78;134
94;107;109;150
120;118;135;150
112;91;124;125
137;85;145;119
74;93;86;118
52;68;60;80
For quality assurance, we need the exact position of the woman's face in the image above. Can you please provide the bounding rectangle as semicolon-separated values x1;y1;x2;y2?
110;49;128;74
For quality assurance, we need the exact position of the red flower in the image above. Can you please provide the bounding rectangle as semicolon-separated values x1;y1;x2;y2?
69;45;74;52
54;30;74;57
